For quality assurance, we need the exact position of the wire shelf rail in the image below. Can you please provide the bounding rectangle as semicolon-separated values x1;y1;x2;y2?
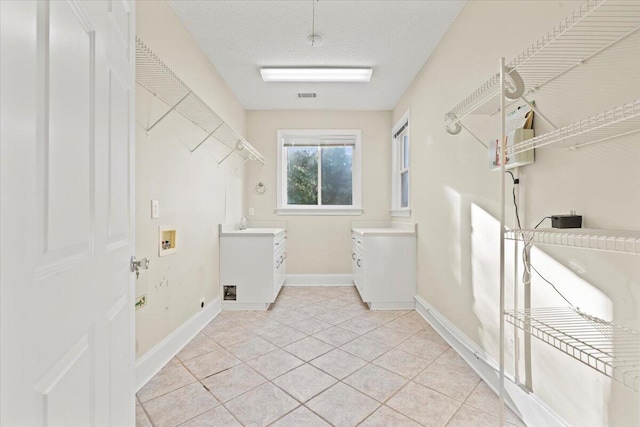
505;228;640;255
135;37;265;164
507;99;640;154
505;307;640;392
444;0;640;126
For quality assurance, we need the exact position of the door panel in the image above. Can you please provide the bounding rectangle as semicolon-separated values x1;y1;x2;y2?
107;296;130;427
107;67;131;248
1;1;136;425
38;0;94;275
35;334;94;427
108;0;131;58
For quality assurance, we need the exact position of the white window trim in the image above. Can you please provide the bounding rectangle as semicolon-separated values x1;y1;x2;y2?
276;129;363;216
391;111;411;217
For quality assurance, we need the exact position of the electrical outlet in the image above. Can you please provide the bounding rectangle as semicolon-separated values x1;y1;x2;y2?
249;207;255;216
507;337;515;356
199;297;205;309
135;295;147;310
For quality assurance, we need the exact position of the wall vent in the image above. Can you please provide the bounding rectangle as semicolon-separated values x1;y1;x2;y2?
223;285;237;301
297;92;317;98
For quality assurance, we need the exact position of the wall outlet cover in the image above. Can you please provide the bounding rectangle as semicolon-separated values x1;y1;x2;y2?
199;297;205;309
151;200;160;219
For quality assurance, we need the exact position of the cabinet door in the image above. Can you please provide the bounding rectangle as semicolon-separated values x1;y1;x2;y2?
351;243;357;284
273;246;285;300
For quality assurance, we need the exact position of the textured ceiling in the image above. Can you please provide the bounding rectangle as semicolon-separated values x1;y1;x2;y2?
168;0;465;110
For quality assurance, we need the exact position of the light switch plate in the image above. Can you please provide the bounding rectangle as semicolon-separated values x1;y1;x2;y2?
151;200;160;219
249;207;255;216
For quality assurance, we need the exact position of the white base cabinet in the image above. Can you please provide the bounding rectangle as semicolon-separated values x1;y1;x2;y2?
220;228;286;310
352;227;416;310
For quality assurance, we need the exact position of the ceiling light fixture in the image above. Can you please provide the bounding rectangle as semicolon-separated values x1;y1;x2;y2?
260;67;373;83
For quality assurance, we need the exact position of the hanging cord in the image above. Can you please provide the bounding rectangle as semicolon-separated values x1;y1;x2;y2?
310;0;318;46
312;0;315;37
505;172;574;307
506;171;522;230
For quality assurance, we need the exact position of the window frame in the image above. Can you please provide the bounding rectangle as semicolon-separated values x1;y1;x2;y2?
391;111;411;217
276;129;363;216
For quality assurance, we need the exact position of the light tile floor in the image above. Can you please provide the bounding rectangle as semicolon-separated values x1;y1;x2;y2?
136;286;525;427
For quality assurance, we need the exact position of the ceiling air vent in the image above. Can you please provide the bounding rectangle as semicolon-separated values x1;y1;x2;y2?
297;92;317;98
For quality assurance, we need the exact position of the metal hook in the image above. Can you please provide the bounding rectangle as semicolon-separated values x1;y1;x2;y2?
446;121;462;135
505;68;525;100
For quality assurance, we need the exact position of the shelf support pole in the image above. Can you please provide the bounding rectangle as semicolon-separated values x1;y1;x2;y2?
499;57;507;427
190;123;224;153
513;170;520;386
146;92;191;134
523;243;533;391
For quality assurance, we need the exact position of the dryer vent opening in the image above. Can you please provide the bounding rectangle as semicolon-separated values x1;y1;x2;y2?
223;285;237;301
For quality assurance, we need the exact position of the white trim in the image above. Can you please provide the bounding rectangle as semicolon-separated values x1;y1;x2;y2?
285;274;353;286
276;129;362;215
414;295;570;427
135;297;221;392
368;301;416;310
276;207;364;216
221;301;270;310
390;208;411;218
391;111;411;213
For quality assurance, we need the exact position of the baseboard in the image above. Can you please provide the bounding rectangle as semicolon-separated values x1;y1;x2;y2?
285;274;353;286
368;301;415;310
221;301;270;310
414;295;569;427
135;296;221;392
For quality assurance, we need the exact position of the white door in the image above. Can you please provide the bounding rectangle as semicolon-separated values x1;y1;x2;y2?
0;1;136;426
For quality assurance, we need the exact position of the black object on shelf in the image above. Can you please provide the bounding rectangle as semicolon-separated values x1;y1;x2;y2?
551;215;582;229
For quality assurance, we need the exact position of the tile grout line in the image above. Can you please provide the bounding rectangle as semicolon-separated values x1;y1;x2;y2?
137;394;158;427
138;287;480;427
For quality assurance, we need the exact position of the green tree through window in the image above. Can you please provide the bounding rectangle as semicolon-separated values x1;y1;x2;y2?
321;146;353;205
286;145;353;206
287;147;318;205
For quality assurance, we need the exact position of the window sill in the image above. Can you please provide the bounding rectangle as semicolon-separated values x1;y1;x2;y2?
390;208;412;218
276;207;364;216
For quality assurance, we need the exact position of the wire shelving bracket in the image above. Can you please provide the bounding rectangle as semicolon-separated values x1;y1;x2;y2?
507;99;640;155
135;37;265;165
506;307;640;392
505;228;640;255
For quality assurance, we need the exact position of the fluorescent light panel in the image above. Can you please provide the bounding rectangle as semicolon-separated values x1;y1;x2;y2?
261;67;372;83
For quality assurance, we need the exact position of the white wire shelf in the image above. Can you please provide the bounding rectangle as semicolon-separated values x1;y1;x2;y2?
445;0;640;125
505;228;640;255
508;99;640;154
136;37;265;164
505;307;640;392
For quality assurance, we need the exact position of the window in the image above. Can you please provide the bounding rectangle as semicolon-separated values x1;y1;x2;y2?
277;130;362;215
391;112;410;217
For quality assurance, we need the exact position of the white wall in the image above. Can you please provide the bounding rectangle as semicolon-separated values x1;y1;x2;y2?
245;110;391;275
135;1;247;358
393;1;640;426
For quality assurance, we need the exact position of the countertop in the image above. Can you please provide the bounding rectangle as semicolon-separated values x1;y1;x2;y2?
219;227;286;237
352;227;416;236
